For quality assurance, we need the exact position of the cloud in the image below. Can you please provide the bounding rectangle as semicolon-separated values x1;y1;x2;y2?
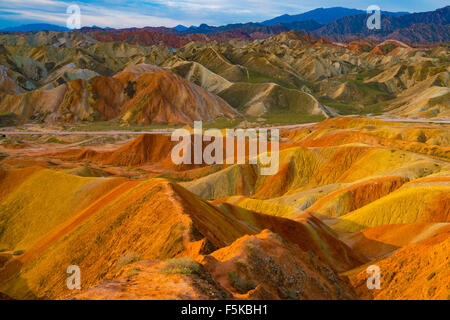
0;8;183;28
0;0;447;29
0;1;191;28
166;1;223;11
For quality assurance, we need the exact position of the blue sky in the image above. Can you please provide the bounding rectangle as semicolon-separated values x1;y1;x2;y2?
0;0;448;29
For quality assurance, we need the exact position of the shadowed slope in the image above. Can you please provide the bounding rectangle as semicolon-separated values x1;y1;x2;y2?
342;222;450;260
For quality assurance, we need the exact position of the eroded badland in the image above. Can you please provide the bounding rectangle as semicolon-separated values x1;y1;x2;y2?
0;19;449;300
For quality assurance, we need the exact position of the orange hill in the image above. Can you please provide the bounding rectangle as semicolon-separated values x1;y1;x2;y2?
344;230;450;300
0;66;240;125
0;168;359;299
67;230;358;300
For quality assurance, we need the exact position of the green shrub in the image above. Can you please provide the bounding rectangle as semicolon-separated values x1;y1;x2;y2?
46;136;70;144
159;257;201;275
126;267;142;277
116;253;141;270
228;270;257;293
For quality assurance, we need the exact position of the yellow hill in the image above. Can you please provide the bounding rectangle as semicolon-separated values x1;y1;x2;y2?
332;181;450;233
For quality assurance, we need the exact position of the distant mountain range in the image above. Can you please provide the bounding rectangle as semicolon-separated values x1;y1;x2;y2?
0;23;69;32
313;6;450;42
261;7;409;25
165;7;410;33
171;6;449;43
176;20;322;35
1;6;449;43
173;25;188;32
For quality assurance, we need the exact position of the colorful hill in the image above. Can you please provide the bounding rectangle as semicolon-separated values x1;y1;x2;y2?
67;230;358;300
0;67;239;125
0;8;449;301
331;178;450;233
0;167;359;299
344;230;450;300
1;24;448;127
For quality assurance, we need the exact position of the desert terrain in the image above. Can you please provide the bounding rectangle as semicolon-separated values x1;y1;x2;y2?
0;6;449;300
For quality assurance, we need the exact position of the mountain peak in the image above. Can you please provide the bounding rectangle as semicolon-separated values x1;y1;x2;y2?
174;24;188;31
262;7;409;25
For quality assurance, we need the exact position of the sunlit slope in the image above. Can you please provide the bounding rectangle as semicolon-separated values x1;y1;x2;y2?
344;231;450;300
202;230;357;300
287;117;450;148
214;203;363;272
183;143;446;200
67;230;358;300
295;127;450;161
0;168;361;299
57;134;177;167
0;178;253;299
0;167;126;251
55;133;285;172
269;183;345;211
181;164;258;200
65;259;231;300
332;179;450;233
0;166;42;202
305;176;408;218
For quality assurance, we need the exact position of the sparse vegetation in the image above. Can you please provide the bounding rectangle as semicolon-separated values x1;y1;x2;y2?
228;270;258;294
116;253;141;270
126;267;142;277
0;24;448;301
46;136;70;144
159;257;201;275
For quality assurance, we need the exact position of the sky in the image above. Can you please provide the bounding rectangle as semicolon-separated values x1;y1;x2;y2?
0;0;448;29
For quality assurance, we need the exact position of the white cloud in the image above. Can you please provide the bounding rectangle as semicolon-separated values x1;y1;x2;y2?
0;0;447;28
0;1;192;28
